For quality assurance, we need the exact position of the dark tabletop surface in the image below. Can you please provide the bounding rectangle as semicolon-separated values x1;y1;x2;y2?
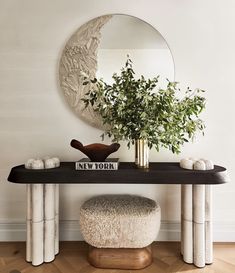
7;162;229;185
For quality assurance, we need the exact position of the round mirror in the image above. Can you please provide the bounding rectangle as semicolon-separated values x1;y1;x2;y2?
59;14;175;128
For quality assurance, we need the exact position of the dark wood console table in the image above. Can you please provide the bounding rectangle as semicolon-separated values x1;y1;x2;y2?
8;162;229;267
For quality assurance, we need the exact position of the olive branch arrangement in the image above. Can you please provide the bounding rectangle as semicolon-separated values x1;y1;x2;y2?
82;57;206;154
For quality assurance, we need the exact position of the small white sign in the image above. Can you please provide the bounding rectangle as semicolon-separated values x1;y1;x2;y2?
75;158;119;171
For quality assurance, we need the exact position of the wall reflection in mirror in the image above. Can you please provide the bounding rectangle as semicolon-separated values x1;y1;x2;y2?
97;15;174;87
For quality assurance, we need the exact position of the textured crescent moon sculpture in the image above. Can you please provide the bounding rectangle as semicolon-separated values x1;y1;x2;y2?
59;15;112;129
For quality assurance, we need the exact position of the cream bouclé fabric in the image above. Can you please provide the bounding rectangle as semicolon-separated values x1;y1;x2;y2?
79;194;161;248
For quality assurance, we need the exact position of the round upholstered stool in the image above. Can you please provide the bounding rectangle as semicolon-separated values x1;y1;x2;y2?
79;194;161;269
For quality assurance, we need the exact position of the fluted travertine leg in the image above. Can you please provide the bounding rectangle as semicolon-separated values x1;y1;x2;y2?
44;184;55;262
55;184;59;255
193;185;205;268
26;183;60;266
32;184;44;266
26;184;32;262
182;185;193;264
181;186;184;256
205;185;213;264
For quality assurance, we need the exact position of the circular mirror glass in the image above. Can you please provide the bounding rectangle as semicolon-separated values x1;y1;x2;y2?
59;14;175;128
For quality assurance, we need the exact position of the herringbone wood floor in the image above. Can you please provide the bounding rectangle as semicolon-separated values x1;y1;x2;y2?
0;242;234;273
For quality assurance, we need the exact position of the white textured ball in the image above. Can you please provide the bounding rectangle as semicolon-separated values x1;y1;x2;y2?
203;160;214;170
32;159;44;169
44;158;56;169
193;160;206;170
25;159;35;169
51;157;60;167
180;159;194;170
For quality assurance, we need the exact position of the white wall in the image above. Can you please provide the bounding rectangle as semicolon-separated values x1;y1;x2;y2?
0;0;235;241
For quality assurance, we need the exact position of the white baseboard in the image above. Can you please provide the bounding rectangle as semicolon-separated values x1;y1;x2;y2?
0;222;26;242
0;220;234;242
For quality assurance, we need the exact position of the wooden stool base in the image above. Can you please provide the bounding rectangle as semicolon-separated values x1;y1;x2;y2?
88;245;152;270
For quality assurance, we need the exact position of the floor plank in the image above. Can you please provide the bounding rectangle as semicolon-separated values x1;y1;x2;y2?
0;242;234;273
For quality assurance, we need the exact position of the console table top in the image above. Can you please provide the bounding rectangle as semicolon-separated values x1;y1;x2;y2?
8;162;229;185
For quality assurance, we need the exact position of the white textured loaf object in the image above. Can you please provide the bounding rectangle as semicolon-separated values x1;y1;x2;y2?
32;159;44;170
52;157;60;167
25;157;60;169
25;159;35;169
180;159;194;170
45;159;56;169
79;195;161;248
180;158;214;171
194;160;206;170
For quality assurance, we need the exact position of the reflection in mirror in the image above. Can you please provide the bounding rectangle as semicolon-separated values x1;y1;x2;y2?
97;15;174;87
59;14;174;128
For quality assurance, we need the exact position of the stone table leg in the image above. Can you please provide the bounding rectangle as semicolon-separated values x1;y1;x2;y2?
55;184;60;255
193;185;205;268
181;185;193;263
26;184;59;266
181;184;213;268
205;185;213;264
32;184;44;266
181;185;184;256
26;184;32;263
44;184;56;262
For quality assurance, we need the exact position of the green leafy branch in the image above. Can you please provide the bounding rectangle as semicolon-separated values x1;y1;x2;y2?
82;57;206;153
